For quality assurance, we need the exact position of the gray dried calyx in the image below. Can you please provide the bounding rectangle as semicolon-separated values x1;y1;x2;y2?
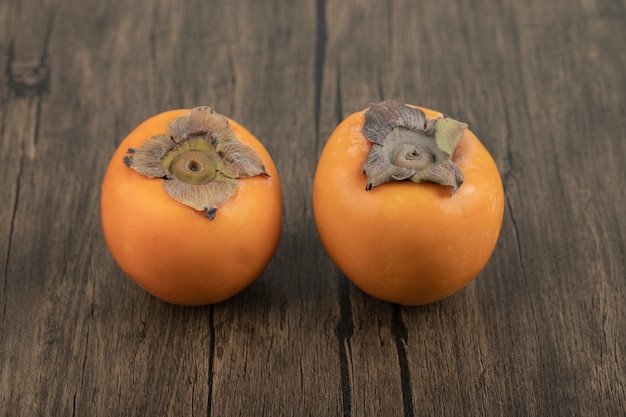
361;100;467;196
123;106;268;220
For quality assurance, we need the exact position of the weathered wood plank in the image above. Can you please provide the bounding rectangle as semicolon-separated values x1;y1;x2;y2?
0;1;216;415
397;0;626;415
315;2;416;415
205;1;345;415
0;1;86;415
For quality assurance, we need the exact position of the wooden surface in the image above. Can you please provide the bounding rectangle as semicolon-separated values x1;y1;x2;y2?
1;0;624;415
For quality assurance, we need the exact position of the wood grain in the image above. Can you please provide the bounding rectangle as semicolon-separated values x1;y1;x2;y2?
1;0;624;416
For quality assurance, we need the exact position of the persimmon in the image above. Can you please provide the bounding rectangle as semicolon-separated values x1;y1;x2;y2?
313;100;504;306
101;107;282;306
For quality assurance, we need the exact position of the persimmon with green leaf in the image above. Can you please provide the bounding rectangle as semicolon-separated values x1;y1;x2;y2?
313;100;504;306
101;107;282;306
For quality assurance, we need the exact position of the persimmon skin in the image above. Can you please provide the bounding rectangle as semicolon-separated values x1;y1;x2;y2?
101;109;282;306
313;107;504;306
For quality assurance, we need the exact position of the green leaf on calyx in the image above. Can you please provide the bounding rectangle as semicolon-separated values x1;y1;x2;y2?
435;117;468;156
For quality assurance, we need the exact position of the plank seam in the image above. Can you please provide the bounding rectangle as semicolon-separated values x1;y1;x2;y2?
314;0;327;142
392;306;414;417
336;277;354;417
206;304;216;417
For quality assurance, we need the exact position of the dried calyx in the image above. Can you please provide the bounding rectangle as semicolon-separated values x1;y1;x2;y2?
123;106;268;220
362;100;467;196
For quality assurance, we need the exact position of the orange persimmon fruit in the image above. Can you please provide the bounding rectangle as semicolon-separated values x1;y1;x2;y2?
313;101;504;306
101;107;282;306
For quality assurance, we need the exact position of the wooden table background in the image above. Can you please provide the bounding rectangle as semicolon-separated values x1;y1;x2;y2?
1;0;624;415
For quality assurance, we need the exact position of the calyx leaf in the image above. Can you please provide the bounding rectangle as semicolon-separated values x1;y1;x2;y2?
435;116;468;156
